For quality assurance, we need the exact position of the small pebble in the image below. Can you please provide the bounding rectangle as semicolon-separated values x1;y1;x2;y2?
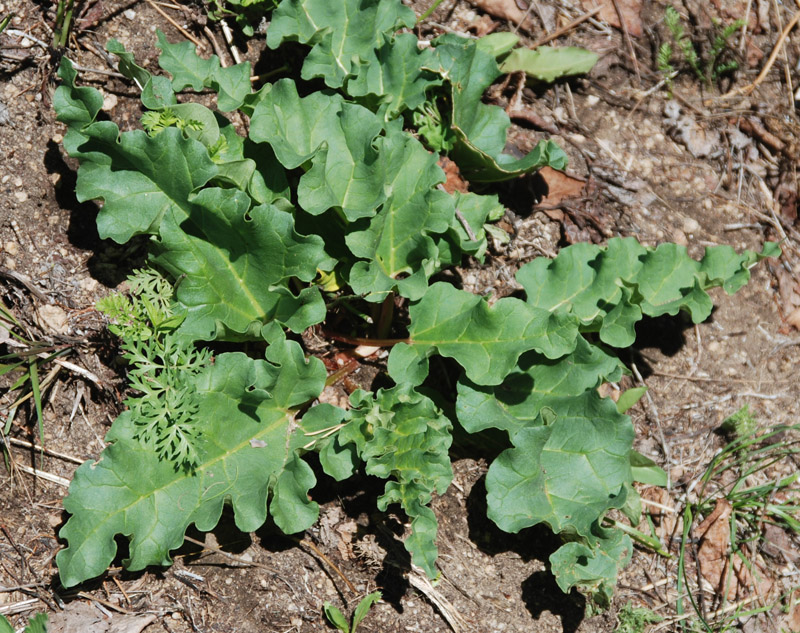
4;241;19;256
123;9;136;19
683;217;701;234
14;191;28;203
102;93;118;112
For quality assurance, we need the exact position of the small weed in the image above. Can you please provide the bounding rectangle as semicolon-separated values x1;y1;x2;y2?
676;419;800;631
660;6;744;88
323;592;382;633
0;612;48;633
615;601;662;633
53;0;74;48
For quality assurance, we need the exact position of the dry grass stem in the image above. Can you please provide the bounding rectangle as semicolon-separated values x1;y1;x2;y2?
530;6;600;47
143;0;204;49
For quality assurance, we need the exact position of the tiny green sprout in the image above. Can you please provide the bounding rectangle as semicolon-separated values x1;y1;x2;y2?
719;404;757;439
0;612;48;633
614;602;662;633
141;108;203;137
0;13;14;35
323;592;382;633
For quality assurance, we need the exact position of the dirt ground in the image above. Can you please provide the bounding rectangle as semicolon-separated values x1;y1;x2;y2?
1;0;800;631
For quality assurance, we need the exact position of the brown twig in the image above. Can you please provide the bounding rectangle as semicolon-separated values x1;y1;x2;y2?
297;538;357;595
530;6;601;47
143;0;204;49
611;0;640;86
724;7;800;97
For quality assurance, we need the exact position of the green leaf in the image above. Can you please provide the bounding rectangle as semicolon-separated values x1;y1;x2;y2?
499;46;598;82
352;591;382;630
250;79;388;221
54;58;104;129
517;238;777;347
346;32;441;116
456;336;624;436
156;31;251;111
71;123;217;243
438;191;504;263
483;391;634;536
387;282;579;386
476;32;520;58
106;38;152;89
267;0;416;89
338;384;453;577
550;527;633;612
157;30;219;90
346;124;455;301
323;603;350;633
428;35;568;182
0;615;12;633
57;338;328;588
55;76;327;340
150;188;331;340
629;450;668;487
23;613;48;633
615;386;647;414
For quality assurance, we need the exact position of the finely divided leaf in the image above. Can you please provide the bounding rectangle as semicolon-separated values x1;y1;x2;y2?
388;282;578;386
57;339;327;588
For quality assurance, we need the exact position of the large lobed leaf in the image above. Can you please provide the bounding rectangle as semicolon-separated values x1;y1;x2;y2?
518;237;780;347
426;35;568;182
456;338;634;606
388;282;579;386
57;337;329;588
251;80;472;300
54;61;329;340
157;31;252;112
267;0;416;89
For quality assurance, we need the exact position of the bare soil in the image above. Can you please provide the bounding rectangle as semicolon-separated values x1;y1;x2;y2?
1;1;799;632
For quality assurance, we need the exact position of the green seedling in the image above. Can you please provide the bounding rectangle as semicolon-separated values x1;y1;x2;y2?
676;420;800;631
53;0;74;48
0;612;48;633
661;6;744;88
0;13;14;35
614;601;662;633
323;592;382;633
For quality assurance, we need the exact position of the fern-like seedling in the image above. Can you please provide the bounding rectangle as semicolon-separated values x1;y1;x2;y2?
709;18;744;79
141;107;203;137
657;42;674;95
97;268;210;471
123;334;210;471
